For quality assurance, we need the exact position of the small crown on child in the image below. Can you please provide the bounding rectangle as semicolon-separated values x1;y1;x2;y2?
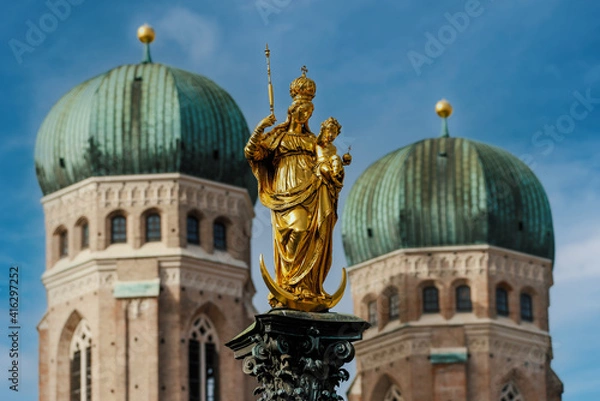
321;116;341;131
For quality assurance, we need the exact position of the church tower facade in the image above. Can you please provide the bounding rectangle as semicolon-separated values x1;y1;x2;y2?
36;28;257;401
342;101;563;401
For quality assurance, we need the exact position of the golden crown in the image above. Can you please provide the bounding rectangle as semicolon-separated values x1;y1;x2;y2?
289;66;316;102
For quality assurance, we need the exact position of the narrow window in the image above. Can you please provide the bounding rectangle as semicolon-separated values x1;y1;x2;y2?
205;343;218;401
81;223;89;249
146;213;161;242
496;287;509;316
85;346;91;401
70;321;92;401
187;215;200;245
189;339;201;401
59;230;68;258
189;317;219;401
70;350;81;401
389;293;400;320
423;286;439;313
111;215;126;244
368;301;377;326
456;285;473;312
213;222;226;251
520;293;533;322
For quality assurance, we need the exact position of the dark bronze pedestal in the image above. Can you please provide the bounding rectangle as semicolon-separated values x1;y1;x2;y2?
226;309;369;401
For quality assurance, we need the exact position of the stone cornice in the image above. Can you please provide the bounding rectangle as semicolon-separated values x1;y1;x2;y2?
43;245;249;284
42;258;114;288
355;321;552;370
464;321;551;347
43;253;252;305
355;328;432;369
348;244;552;273
162;254;250;283
41;173;253;210
369;315;549;340
348;245;552;297
160;264;247;298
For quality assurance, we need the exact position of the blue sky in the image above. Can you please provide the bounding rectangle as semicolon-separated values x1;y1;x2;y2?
1;0;600;399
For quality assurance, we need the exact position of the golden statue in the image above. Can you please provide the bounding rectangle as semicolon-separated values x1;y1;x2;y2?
245;62;350;312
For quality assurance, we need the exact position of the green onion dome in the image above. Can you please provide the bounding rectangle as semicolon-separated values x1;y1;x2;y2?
342;127;554;266
34;62;256;201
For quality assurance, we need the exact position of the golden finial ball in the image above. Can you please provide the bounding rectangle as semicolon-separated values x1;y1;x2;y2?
435;99;453;118
137;24;155;44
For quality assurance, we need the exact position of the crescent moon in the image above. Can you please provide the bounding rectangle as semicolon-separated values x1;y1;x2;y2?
324;267;347;309
259;254;295;303
259;254;347;312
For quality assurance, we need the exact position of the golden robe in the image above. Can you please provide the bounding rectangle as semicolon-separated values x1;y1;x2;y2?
245;127;338;298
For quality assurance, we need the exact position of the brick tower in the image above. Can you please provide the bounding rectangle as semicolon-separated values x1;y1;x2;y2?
35;27;257;401
342;100;563;401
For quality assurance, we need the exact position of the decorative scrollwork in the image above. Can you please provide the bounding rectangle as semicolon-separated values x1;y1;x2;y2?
243;357;258;375
244;331;354;401
300;334;319;354
325;341;354;365
276;335;290;354
252;343;270;361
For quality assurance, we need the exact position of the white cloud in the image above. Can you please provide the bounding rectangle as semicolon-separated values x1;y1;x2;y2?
530;156;600;282
555;231;600;281
0;131;35;155
156;7;219;65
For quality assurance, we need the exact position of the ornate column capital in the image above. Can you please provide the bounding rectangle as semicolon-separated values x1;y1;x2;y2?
226;309;368;401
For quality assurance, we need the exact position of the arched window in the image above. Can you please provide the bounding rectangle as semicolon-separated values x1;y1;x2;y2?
187;215;200;245
520;293;533;322
59;230;68;258
496;287;509;316
110;215;126;244
368;301;377;326
189;316;219;401
70;320;92;401
81;222;89;249
145;213;161;242
213;222;226;251
423;286;439;313
383;385;404;401
456;285;472;312
389;293;400;320
500;383;523;401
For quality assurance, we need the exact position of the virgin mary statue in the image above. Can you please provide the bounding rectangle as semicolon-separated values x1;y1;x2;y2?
244;68;346;311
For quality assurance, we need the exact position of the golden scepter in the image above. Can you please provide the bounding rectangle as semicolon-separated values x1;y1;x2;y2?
265;44;275;115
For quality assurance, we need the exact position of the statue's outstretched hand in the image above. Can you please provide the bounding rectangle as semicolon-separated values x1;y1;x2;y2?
257;114;277;131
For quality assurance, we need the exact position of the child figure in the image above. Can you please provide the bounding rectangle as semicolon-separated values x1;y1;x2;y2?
316;117;347;190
